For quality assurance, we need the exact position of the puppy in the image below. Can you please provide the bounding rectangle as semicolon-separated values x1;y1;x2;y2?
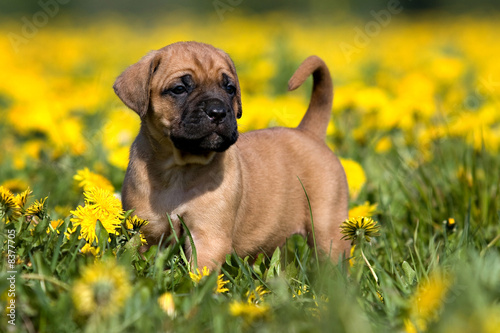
114;41;350;269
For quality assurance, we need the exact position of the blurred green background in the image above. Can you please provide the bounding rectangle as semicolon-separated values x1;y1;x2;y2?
1;0;499;17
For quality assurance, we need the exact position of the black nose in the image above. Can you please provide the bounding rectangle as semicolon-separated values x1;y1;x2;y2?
205;101;227;123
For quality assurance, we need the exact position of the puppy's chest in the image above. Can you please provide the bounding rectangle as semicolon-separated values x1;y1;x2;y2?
149;170;217;214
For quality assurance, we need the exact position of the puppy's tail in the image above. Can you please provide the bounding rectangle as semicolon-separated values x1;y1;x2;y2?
288;56;333;140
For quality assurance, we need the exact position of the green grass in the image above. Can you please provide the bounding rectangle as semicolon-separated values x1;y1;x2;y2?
1;123;500;332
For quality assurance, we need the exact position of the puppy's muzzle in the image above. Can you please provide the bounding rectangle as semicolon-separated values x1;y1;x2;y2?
201;99;227;123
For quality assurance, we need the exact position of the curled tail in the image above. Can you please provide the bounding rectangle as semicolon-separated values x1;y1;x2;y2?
288;56;333;140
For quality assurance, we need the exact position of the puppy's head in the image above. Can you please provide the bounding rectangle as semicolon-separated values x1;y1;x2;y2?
113;42;242;162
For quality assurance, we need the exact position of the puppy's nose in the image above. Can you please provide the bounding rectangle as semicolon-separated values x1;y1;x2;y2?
206;107;226;122
205;101;227;122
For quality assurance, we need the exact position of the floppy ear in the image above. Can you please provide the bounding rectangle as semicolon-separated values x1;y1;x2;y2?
225;55;242;119
113;51;160;118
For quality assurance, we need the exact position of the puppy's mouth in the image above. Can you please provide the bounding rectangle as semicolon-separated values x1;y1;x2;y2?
170;128;238;155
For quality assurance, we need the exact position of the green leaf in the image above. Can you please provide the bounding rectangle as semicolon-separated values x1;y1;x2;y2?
402;261;416;286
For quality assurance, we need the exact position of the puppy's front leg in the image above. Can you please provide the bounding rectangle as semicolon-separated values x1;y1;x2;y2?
186;231;232;270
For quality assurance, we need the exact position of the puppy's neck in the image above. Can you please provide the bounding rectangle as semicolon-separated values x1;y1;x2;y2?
172;149;217;166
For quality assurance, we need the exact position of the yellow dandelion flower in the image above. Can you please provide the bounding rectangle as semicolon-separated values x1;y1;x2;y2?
74;167;114;192
406;271;451;332
340;216;381;243
348;201;378;219
339;158;366;200
158;292;175;317
80;243;100;256
375;136;392;153
13;187;32;209
1;179;29;193
139;231;148;246
216;274;230;294
0;186;19;218
72;260;131;317
229;301;270;323
84;188;123;219
246;285;269;304
189;266;210;284
24;197;47;217
47;219;64;234
70;205;120;244
125;215;149;230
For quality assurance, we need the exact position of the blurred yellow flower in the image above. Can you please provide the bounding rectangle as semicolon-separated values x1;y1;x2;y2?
74;168;115;192
405;271;451;332
229;301;270;323
375;136;392;153
349;201;378;219
1;179;29;193
72;260;131;317
339;158;366;200
158;292;175;317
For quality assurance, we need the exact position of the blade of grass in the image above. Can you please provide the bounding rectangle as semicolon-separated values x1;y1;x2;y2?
297;177;320;272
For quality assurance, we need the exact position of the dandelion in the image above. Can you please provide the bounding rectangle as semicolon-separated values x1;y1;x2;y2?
72;260;131;317
189;266;210;284
47;219;64;234
1;179;29;193
138;232;148;246
125;215;149;230
80;243;100;256
229;301;270;323
444;217;456;232
158;292;175;317
84;188;123;219
340;216;381;283
13;187;32;210
339;158;366;200
24;197;47;218
340;216;380;244
0;186;19;219
69;204;120;244
246;285;269;304
405;271;451;332
74;167;114;192
216;274;230;294
348;201;378;219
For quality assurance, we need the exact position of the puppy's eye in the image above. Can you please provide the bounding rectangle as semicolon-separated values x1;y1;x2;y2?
225;84;236;95
171;85;187;95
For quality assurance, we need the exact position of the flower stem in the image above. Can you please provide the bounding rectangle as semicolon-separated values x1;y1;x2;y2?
360;248;378;283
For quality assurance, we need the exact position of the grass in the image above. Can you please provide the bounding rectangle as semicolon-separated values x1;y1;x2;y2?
1;12;500;333
2;119;499;332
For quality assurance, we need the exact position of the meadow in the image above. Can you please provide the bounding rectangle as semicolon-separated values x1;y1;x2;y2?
1;10;500;332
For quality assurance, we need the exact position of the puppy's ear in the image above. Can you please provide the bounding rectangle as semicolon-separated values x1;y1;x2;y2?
224;55;242;119
113;51;160;118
